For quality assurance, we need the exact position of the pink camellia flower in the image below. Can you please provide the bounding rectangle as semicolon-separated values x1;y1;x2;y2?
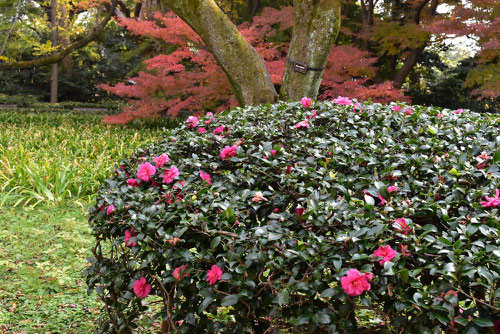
404;108;413;115
391;105;402;112
273;208;279;213
199;171;212;184
252;191;268;202
333;96;353;106
454;109;464;114
198;127;207;134
124;227;138;247
378;194;387;206
220;145;238;160
477;152;492;161
213;125;225;135
205;112;215;124
186;116;199;128
394;218;410;235
481;189;500;208
301;97;312;108
137;162;156;182
307;111;318;119
173;265;190;281
387;186;398;194
206;265;223;285
133;277;152;298
270;149;277;157
162;166;179;184
372;245;397;265
106;205;114;215
353;102;363;112
295;119;309;129
127;178;139;188
437;113;443;119
340;269;374;296
153;153;170;168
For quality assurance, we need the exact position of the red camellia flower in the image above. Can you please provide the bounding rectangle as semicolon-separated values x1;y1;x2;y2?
173;265;190;281
124;227;138;247
341;269;374;296
137;162;156;181
127;178;139;188
220;145;238;160
295;207;305;216
372;245;397;265
133;277;152;298
206;265;223;285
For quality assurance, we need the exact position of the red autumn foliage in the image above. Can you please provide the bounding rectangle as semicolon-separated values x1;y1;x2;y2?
100;8;407;124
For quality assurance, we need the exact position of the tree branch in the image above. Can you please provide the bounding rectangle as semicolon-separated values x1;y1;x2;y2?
0;0;118;71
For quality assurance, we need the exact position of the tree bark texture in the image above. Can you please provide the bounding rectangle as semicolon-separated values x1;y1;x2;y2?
163;0;278;106
280;0;342;101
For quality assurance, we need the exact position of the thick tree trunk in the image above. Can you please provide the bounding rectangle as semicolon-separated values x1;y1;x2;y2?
164;0;277;106
50;0;58;103
280;0;342;101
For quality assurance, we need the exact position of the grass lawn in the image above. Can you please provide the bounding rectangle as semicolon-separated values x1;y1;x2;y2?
0;111;179;332
0;204;99;333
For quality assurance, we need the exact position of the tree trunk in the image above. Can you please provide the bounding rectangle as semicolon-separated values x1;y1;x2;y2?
50;0;58;103
59;2;73;75
164;0;277;106
280;0;342;101
393;45;425;89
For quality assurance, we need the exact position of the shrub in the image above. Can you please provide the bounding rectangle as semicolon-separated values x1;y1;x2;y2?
85;101;499;333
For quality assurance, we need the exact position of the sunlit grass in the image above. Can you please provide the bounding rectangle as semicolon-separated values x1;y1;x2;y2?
0;111;178;206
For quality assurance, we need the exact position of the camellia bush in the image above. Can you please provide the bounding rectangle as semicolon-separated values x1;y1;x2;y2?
85;100;500;333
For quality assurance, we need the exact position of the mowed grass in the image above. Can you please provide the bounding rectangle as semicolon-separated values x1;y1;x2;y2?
0;205;99;333
0;111;178;332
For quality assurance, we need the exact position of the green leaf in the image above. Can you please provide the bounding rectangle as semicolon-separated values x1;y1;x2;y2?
449;168;460;176
210;236;221;249
472;318;494;327
278;289;290;306
493;149;500;163
221;294;239;306
321;288;335;298
477;266;493;283
294;315;311;325
198;297;213;313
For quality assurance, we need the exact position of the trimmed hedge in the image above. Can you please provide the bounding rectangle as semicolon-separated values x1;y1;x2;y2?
85;101;499;333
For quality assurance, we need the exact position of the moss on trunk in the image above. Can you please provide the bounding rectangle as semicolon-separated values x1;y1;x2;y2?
164;0;277;106
280;0;342;101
